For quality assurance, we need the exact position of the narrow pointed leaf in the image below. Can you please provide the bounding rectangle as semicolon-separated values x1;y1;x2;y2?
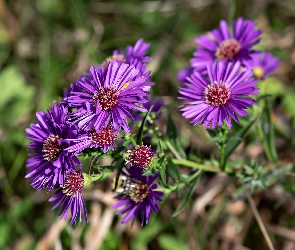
167;159;180;181
166;114;186;159
224;118;256;161
137;105;154;145
261;104;278;162
113;159;125;191
172;171;202;217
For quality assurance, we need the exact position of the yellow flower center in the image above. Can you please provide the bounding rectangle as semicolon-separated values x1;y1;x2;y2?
253;67;264;79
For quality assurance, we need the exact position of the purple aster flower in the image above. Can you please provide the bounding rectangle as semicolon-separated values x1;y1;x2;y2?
101;39;154;93
67;62;150;133
66;125;118;154
25;104;81;191
49;171;88;225
178;61;259;129
112;167;163;226
191;18;262;74
102;38;151;73
133;96;164;124
142;97;164;116
243;51;280;80
61;73;93;107
178;66;194;84
61;83;82;107
126;145;156;169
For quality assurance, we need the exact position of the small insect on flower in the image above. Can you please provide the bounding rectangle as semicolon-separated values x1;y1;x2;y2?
49;171;88;225
25;104;81;191
244;52;280;80
178;61;259;129
113;167;164;226
190;17;262;74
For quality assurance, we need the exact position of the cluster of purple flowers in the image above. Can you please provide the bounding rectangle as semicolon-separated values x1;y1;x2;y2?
25;17;280;227
26;39;163;226
178;17;280;129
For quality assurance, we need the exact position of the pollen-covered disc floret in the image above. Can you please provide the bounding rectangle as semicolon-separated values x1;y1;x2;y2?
126;145;155;169
67;62;150;133
89;126;118;146
49;171;88;225
92;87;119;111
42;135;62;162
66;125;118;154
205;81;231;106
62;172;84;197
179;61;259;129
244;51;280;80
112;167;163;226
190;17;262;74
215;39;241;60
25;104;81;191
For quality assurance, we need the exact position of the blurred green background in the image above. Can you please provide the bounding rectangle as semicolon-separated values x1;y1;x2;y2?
1;0;295;249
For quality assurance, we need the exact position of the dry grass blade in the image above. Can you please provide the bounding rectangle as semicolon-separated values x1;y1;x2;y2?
267;224;295;242
36;219;68;250
85;208;114;250
247;195;275;250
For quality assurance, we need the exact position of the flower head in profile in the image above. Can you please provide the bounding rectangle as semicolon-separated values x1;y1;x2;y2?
191;18;262;74
25;104;81;191
102;39;151;73
244;52;280;80
101;39;154;92
67;62;150;133
178;66;194;84
66;124;118;154
133;96;164;126
112;167;163;226
49;171;88;225
179;61;259;129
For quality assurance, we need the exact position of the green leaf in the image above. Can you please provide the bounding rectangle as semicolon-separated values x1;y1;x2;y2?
206;137;221;144
167;159;180;181
167;113;178;139
207;129;218;138
166;114;186;159
172;171;202;217
137;105;154;145
158;234;187;250
110;146;125;159
159;164;167;186
142;169;157;176
233;164;292;200
157;140;163;153
0;66;35;130
260;104;278;162
224;118;256;161
113;159;125;192
131;220;166;250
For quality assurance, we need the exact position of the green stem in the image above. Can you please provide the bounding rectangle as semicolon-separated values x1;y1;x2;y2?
172;159;224;173
220;141;226;171
166;141;183;160
130;137;137;147
227;0;236;24
219;125;228;171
